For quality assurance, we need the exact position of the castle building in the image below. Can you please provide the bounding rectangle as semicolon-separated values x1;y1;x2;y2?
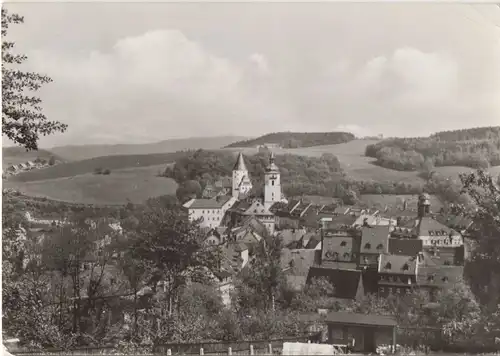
232;153;253;199
264;152;282;210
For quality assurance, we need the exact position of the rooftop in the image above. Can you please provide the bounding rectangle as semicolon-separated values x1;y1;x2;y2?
361;225;390;254
188;196;233;209
378;254;418;275
324;312;397;327
388;238;423;256
233;152;248;171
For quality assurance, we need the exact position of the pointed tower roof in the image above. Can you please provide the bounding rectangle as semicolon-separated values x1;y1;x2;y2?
233;152;248;171
265;152;279;173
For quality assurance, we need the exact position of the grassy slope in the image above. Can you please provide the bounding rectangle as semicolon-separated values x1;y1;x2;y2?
4;165;177;205
9;152;184;183
3;146;64;167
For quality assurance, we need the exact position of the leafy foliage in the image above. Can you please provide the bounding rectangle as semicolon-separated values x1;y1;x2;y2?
2;9;67;150
366;127;500;171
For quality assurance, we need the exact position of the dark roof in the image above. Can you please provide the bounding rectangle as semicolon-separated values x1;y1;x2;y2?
324;312;397;327
233;152;248;171
189;196;233;209
322;235;356;263
417;217;459;238
304;233;321;249
281;249;320;277
378;254;418;275
417;265;463;287
388;238;423;256
361;226;390;254
308;267;362;300
324;214;358;229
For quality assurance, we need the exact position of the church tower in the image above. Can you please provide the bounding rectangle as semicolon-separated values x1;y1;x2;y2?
232;153;252;199
264;152;281;210
417;193;431;218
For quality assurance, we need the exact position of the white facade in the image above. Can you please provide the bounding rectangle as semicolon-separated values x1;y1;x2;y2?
232;153;253;198
264;154;282;210
187;197;237;229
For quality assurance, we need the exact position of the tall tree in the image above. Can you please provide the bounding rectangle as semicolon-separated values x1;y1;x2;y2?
2;9;67;150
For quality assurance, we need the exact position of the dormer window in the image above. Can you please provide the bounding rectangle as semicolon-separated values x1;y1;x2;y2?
343;252;350;259
427;275;435;282
402;263;409;271
442;276;449;282
385;262;392;270
365;243;371;249
376;244;383;250
340;241;347;247
429;231;434;236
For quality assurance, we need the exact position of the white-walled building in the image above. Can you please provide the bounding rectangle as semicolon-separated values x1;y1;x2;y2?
232;153;253;199
184;195;237;229
264;153;283;210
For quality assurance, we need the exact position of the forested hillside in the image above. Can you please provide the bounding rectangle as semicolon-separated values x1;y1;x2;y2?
365;127;500;172
3;146;64;167
225;131;355;149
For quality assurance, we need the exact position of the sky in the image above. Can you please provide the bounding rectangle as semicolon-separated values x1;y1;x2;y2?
3;2;500;147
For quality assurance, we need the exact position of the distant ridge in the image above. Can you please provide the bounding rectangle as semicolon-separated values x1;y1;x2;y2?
225;131;355;149
49;136;251;161
2;146;65;167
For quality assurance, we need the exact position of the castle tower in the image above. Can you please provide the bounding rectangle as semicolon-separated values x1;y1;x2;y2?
264;152;281;210
417;193;431;218
232;152;252;199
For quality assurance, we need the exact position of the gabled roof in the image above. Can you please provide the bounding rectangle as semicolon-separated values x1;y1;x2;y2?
360;226;390;254
233;152;248;171
322;235;355;263
417;265;463;287
188;196;233;209
388;238;423;256
304;232;321;249
243;200;274;216
281;249;320;277
323;214;358;229
378;254;418;275
416;217;460;238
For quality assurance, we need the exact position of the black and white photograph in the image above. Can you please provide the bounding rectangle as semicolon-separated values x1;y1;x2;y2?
2;1;500;355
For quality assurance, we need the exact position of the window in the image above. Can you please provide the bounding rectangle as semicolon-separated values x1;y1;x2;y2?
402;263;409;271
343;252;350;259
442;276;449;282
365;243;371;249
376;243;383;250
427;275;434;282
385;262;392;269
340;241;347;247
272;181;275;186
444;260;451;266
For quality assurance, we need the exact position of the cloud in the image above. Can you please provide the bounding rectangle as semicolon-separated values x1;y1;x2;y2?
22;31;499;146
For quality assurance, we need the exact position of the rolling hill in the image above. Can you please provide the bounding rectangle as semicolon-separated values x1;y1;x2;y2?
49;136;251;161
3;165;178;205
9;152;184;183
3;146;64;167
225;131;355;149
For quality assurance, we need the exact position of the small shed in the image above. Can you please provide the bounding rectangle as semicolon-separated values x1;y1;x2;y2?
324;312;397;353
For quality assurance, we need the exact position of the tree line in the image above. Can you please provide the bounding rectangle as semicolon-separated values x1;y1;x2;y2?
365;132;500;172
225;132;355;149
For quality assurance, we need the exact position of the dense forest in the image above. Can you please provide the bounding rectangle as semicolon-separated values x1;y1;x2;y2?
225;132;355;149
163;150;435;204
365;127;500;171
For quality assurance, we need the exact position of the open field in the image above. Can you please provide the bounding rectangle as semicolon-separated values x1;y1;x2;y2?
3;165;177;205
224;140;500;184
9;152;182;183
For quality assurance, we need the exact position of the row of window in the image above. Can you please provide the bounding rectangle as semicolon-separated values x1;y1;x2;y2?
379;287;411;295
380;275;412;284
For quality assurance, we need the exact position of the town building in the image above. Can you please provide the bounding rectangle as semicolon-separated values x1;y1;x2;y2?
263;153;283;210
183;195;237;229
232;153;253;199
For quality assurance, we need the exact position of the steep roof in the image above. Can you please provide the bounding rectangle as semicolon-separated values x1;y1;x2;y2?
188;196;233;209
388;238;423;256
279;228;307;247
265;152;280;173
360;226;390;254
243;200;274;216
378;254;418;275
322;235;356;263
233;152;248;171
416;217;460;238
281;249;320;277
417;265;464;287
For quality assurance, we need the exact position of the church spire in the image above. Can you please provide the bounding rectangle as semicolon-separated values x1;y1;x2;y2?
233;152;248;171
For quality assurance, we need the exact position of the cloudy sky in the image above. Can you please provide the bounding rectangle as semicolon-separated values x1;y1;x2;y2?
3;2;500;147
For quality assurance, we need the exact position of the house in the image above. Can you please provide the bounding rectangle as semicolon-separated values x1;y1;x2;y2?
377;254;419;297
416;265;464;300
278;228;308;248
281;249;321;291
321;230;359;267
223;241;249;271
238;200;276;235
359;226;390;268
183;195;237;229
203;229;223;246
323;312;397;353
